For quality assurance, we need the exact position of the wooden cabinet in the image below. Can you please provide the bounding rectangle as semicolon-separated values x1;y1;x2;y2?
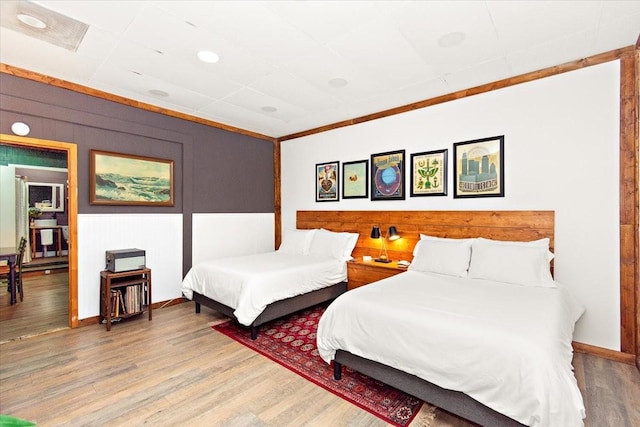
346;260;406;290
100;268;152;331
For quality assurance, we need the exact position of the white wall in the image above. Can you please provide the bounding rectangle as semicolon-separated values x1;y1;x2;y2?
78;214;183;319
281;61;621;351
192;213;275;265
0;164;16;247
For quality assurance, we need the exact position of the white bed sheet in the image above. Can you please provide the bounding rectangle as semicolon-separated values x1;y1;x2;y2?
317;270;586;427
181;251;346;325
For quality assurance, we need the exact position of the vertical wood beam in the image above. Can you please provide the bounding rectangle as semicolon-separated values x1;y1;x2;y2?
273;140;281;250
619;48;639;358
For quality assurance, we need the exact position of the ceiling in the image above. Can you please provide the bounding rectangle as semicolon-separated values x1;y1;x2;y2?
1;1;639;139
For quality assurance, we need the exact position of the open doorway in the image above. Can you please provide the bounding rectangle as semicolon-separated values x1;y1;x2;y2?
0;134;78;341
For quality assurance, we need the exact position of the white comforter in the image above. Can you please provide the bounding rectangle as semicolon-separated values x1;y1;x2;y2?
181;251;346;325
317;270;586;427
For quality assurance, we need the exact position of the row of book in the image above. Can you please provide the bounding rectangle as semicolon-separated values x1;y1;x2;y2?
110;285;146;317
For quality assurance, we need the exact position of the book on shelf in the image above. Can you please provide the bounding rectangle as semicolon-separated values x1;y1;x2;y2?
110;289;127;317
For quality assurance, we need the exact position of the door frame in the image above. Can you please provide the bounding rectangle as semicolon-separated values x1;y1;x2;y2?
1;133;78;328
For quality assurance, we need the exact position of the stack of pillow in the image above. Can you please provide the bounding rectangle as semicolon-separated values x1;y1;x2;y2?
409;234;555;288
278;228;359;262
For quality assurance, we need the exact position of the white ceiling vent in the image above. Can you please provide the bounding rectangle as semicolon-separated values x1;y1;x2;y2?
0;0;88;52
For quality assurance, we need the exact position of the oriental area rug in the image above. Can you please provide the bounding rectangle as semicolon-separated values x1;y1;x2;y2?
213;304;436;427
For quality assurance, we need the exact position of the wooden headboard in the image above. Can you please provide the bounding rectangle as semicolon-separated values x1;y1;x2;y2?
297;210;554;262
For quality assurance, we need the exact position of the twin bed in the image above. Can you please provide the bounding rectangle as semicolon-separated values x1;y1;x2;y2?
182;210;586;427
181;227;357;339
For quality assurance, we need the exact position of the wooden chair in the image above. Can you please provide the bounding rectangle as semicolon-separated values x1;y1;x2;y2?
1;237;27;302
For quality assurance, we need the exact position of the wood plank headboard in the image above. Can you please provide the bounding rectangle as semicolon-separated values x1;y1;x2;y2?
297;210;554;262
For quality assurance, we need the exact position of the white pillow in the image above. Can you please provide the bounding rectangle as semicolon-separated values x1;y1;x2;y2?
475;237;554;261
468;238;555;287
416;234;476;256
409;239;472;277
278;229;316;255
308;229;359;261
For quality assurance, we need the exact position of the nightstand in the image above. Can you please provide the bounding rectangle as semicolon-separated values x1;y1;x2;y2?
346;259;407;290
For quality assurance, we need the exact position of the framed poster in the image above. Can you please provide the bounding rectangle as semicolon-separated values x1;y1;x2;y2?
453;135;504;198
316;161;339;202
342;159;368;199
371;150;405;201
90;150;174;206
410;149;448;197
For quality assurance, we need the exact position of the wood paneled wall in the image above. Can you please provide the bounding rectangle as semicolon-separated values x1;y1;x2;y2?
297;210;554;263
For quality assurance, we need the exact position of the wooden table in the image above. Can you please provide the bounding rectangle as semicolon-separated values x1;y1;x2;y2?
30;225;63;258
346;259;407;290
0;247;17;305
100;268;152;331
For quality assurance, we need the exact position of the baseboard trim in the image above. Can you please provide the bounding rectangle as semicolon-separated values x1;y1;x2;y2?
572;341;636;365
78;298;188;328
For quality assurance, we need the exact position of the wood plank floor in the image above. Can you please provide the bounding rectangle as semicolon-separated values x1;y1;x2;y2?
0;271;68;343
1;299;638;426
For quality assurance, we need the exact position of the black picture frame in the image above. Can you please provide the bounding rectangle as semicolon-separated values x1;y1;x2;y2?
342;159;369;199
315;161;339;202
410;149;448;197
453;135;504;198
370;150;405;201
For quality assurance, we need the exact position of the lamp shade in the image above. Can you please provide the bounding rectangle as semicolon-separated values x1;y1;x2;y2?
370;226;381;239
388;226;399;241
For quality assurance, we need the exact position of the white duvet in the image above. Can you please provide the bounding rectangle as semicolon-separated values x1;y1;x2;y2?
181;251;346;325
317;270;586;427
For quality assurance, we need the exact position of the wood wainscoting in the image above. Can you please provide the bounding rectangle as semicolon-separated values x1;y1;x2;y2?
297;210;554;263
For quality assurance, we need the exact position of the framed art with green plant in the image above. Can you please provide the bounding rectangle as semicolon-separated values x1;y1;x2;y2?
410;149;447;197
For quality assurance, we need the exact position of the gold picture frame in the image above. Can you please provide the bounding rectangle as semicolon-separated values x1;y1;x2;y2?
90;150;174;206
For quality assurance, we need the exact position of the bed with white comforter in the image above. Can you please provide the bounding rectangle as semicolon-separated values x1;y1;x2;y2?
182;228;359;331
317;236;586;427
182;251;347;326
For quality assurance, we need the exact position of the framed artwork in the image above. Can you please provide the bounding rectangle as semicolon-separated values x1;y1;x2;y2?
410;149;448;197
342;159;369;199
371;150;405;201
453;135;504;198
90;150;174;206
315;161;339;202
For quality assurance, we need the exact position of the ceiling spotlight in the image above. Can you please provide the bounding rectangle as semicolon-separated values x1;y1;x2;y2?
11;122;31;136
329;78;348;88
17;13;47;29
438;32;466;48
148;89;169;97
261;106;277;113
197;50;219;63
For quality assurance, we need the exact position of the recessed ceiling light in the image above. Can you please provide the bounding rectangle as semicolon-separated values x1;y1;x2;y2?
329;78;348;88
197;50;219;63
262;106;277;113
148;89;169;97
17;13;46;29
11;122;31;136
438;32;465;48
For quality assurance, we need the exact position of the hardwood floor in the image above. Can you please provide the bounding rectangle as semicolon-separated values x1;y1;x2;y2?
0;302;638;426
0;271;68;343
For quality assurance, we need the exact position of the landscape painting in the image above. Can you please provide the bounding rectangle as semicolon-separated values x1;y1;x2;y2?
90;150;174;206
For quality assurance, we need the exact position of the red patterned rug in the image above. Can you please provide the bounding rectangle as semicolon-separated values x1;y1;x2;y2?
213;303;424;426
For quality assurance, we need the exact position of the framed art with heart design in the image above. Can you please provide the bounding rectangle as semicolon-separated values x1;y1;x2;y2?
315;161;339;202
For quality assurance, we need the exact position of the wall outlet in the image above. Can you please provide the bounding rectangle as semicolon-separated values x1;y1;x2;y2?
45;269;51;274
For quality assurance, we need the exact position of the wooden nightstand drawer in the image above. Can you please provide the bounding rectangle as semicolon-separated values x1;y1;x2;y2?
347;260;406;290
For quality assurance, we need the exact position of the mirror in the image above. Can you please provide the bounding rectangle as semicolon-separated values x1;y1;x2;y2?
27;182;65;212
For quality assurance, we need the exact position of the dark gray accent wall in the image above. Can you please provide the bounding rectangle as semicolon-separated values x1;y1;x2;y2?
1;73;274;272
